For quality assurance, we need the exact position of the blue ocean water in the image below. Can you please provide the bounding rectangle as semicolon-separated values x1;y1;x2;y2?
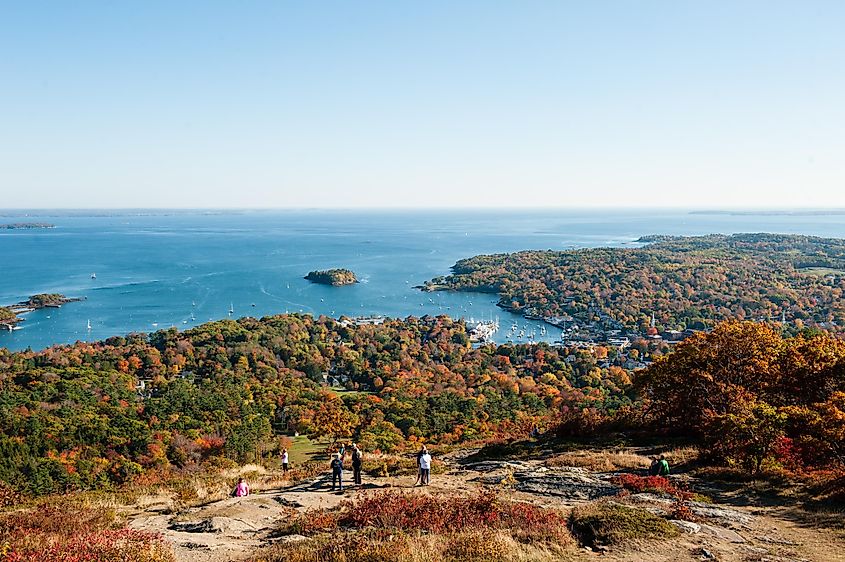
2;209;845;352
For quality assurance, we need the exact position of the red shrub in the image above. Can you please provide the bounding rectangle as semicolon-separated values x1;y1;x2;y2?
611;474;692;501
287;490;572;546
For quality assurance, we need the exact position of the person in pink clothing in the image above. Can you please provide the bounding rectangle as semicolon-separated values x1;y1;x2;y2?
234;477;250;497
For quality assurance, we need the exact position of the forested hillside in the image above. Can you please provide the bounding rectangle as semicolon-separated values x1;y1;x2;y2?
0;314;631;495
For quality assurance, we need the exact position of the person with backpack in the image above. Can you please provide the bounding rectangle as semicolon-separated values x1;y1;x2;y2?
351;443;363;486
330;452;344;492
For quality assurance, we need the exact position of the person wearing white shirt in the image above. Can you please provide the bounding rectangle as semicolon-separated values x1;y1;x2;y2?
418;448;432;486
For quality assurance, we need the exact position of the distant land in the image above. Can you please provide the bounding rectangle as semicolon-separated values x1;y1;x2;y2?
424;233;845;340
691;210;845;216
0;293;80;329
305;268;358;286
0;222;55;229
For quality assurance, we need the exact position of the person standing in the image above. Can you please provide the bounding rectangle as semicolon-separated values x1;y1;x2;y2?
351;443;363;486
281;448;289;474
330;453;344;492
414;445;426;486
419;447;432;486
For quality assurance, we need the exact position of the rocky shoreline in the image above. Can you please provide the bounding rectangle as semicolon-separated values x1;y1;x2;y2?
1;293;82;330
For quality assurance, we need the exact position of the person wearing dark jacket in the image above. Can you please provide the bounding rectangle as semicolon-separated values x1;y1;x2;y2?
330;453;344;491
351;443;363;485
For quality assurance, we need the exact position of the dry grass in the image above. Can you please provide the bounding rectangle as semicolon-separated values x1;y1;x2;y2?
661;446;699;467
253;529;576;562
545;450;649;472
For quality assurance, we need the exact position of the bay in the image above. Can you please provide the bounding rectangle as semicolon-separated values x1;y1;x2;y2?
2;209;845;352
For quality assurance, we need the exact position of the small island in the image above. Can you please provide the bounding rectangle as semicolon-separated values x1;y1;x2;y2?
0;223;55;229
1;293;81;330
304;269;358;286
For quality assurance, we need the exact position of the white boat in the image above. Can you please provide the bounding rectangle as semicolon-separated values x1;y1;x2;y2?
229;303;234;315
87;319;92;330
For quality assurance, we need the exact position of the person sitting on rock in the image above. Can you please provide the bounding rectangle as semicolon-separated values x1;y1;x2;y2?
657;455;670;477
234;477;250;497
649;457;660;476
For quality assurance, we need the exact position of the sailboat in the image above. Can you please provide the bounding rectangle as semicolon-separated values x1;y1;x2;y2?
87;319;92;330
229;303;234;315
90;273;96;279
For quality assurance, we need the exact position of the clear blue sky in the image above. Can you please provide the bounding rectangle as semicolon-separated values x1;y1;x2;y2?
2;1;844;208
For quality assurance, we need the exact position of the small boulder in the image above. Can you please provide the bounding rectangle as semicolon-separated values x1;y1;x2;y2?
669;519;701;534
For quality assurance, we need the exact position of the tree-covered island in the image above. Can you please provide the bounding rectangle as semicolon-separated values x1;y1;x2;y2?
305;268;358;286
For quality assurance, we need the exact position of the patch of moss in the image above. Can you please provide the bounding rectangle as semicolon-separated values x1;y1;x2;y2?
569;501;680;547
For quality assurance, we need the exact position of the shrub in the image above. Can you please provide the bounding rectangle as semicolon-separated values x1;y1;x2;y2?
279;490;573;548
0;501;175;562
569;501;680;547
610;474;692;501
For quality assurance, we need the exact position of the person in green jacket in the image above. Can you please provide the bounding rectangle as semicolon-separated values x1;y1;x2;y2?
657;455;670;477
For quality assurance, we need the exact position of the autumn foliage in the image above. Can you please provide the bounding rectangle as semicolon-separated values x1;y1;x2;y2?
638;321;845;472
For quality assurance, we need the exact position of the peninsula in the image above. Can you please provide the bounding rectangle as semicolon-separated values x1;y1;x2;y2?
304;268;358;286
0;293;81;329
423;233;845;340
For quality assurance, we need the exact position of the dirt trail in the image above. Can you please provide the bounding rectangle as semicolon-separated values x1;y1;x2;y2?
127;458;845;562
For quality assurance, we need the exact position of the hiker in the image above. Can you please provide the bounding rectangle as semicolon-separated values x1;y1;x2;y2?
281;448;289;473
419;447;432;486
338;442;346;460
351;443;363;485
330;452;344;492
649;457;660;476
657;455;670;477
233;477;250;497
414;445;426;485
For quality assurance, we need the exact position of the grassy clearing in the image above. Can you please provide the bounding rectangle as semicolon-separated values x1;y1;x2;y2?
287;435;332;465
569;501;680;547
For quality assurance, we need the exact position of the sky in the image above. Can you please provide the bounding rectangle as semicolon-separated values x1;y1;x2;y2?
1;1;844;209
